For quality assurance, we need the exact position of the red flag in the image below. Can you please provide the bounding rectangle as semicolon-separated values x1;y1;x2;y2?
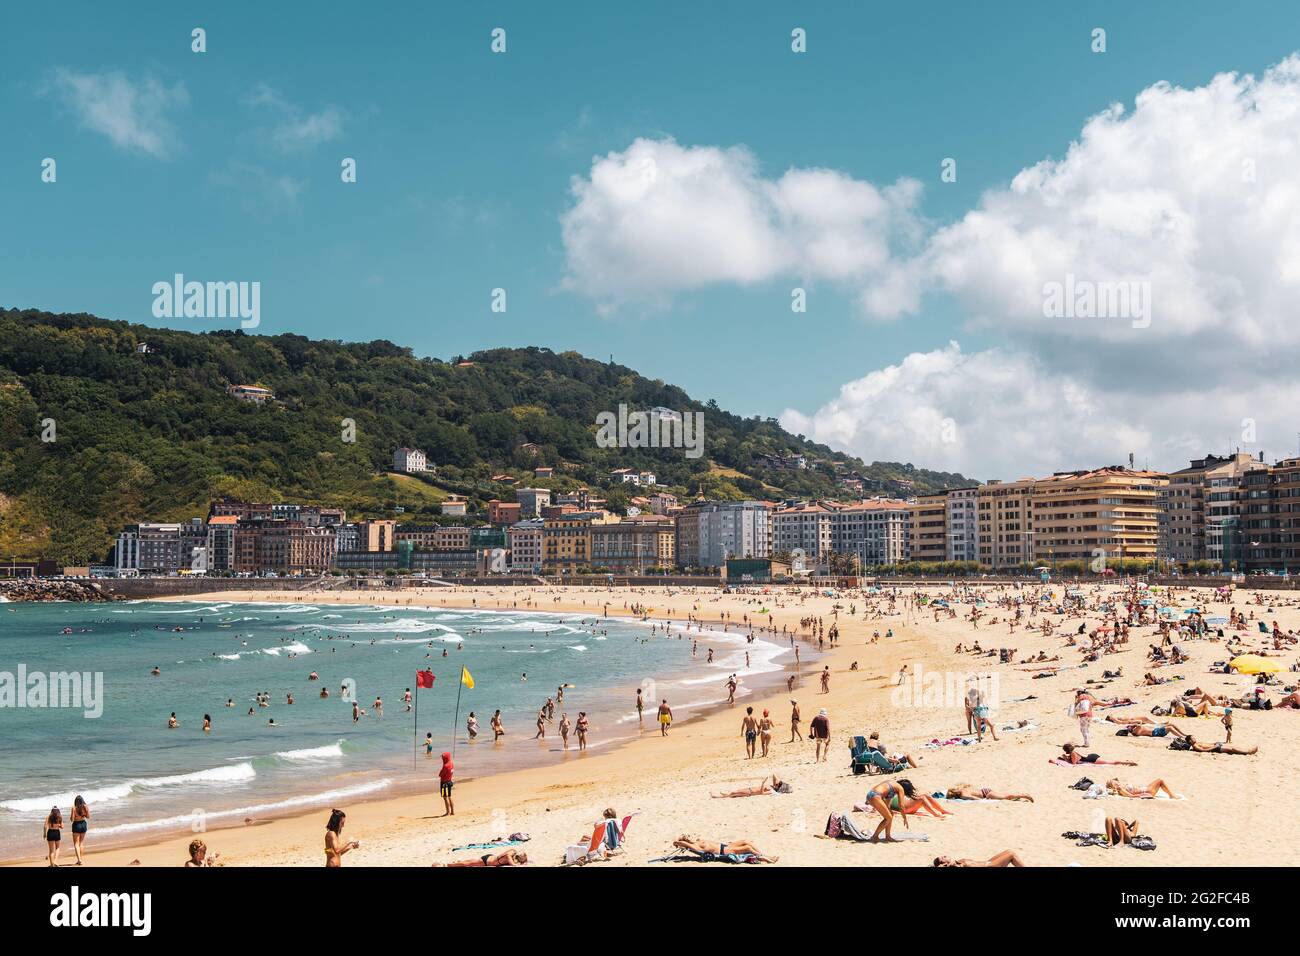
416;669;436;689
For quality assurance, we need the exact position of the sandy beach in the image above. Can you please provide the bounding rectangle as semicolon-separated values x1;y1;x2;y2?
14;581;1300;868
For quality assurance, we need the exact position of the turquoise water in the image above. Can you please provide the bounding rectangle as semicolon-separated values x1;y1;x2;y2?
0;599;789;858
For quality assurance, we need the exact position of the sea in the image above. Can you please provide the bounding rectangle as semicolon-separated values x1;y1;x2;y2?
0;599;792;859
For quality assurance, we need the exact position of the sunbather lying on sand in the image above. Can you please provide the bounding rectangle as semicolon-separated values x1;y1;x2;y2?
1105;778;1176;798
712;774;787;798
933;850;1025;867
673;834;777;862
1059;743;1137;766
1170;734;1257;755
946;784;1033;802
433;848;528;867
1106;817;1143;846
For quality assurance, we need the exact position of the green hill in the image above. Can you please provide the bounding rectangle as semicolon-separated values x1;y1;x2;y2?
0;307;976;564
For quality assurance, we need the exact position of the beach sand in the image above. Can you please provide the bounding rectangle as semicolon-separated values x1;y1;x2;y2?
14;582;1299;868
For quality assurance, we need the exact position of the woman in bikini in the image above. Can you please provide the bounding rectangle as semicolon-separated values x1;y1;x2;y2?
864;778;915;841
712;774;787;798
44;806;63;867
946;784;1033;802
1105;778;1176;798
324;809;360;867
434;848;528;867
70;795;90;865
933;850;1025;867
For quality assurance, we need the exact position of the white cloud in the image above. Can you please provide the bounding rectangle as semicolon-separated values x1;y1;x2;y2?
560;137;922;308
780;342;1294;478
47;69;188;159
246;83;343;151
872;55;1300;353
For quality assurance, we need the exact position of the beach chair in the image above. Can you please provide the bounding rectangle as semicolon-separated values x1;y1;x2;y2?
849;736;905;775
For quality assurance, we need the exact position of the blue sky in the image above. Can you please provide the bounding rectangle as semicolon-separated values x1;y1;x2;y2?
4;1;1300;476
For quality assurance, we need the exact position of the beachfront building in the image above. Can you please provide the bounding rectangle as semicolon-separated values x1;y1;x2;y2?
589;519;675;572
542;513;598;574
115;520;207;574
945;487;979;562
230;520;337;574
675;500;771;569
1029;467;1167;566
1163;453;1267;567
977;477;1037;570
1203;455;1270;570
909;493;947;563
515;487;551;518
392;447;430;473
355;519;397;552
508;519;544;572
771;501;834;566
1240;457;1300;573
855;500;912;565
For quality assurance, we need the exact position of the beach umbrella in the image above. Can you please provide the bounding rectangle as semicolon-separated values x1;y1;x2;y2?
1229;654;1282;675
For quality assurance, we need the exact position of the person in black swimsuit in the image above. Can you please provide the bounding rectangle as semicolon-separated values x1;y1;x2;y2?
70;795;90;865
45;806;63;867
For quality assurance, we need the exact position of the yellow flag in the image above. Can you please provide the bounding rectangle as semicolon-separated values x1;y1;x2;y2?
461;667;474;689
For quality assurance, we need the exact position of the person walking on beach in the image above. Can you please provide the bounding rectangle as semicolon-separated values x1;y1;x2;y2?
820;666;831;694
759;709;774;758
809;708;831;762
560;712;571;749
44;806;63;867
636;688;644;725
576;711;589;751
742;707;759;758
467;711;479;739
534;705;548;739
439;753;455;816
492;710;506;740
324;809;359;867
658;699;673;736
70;795;89;865
726;675;738;705
789;700;801;742
1073;689;1095;747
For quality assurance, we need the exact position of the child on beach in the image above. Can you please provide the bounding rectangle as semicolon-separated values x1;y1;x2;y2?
439;753;455;816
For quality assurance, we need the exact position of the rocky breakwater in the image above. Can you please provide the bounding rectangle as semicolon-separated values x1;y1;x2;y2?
0;579;117;602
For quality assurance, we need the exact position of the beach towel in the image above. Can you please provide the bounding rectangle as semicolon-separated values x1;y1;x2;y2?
1049;758;1131;768
647;849;761;864
1000;722;1038;733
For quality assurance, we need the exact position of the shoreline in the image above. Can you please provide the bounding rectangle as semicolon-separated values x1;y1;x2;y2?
9;582;1298;867
1;588;819;865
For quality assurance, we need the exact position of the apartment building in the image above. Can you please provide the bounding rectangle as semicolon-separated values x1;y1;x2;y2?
355;519;397;552
856;500;912;565
977;478;1037;569
1164;453;1264;565
115;520;208;574
945;487;979;562
1241;457;1300;572
589;519;675;571
231;520;337;574
508;519;544;572
542;514;594;574
771;501;834;565
909;493;947;563
675;500;771;569
1029;467;1167;565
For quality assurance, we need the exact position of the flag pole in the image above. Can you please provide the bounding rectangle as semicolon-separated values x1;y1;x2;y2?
451;668;465;760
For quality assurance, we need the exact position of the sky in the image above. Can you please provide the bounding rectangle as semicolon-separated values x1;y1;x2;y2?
3;0;1300;480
